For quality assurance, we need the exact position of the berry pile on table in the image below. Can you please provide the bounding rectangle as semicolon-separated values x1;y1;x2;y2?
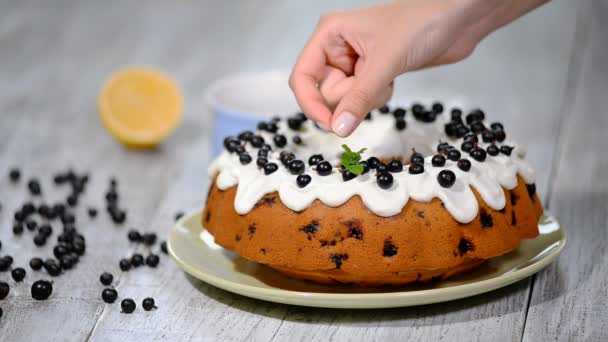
0;168;178;319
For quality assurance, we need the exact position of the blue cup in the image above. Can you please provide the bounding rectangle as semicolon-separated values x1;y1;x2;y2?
205;70;299;157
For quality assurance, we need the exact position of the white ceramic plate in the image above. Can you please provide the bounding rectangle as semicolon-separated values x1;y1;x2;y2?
169;211;565;309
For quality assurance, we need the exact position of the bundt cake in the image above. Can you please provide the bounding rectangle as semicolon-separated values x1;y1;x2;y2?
203;103;543;286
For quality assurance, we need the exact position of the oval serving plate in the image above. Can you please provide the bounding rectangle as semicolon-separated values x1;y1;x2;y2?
169;210;565;309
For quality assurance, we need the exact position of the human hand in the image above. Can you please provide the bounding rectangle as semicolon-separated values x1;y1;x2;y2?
289;0;549;137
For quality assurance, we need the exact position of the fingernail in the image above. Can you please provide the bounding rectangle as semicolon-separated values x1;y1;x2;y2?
332;112;360;137
316;121;331;132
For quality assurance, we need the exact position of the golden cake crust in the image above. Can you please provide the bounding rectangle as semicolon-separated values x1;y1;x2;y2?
202;176;542;286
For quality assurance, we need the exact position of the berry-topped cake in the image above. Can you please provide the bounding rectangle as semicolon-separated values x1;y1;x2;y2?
202;103;542;286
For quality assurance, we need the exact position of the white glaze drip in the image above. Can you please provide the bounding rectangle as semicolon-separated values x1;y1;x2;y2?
209;108;536;223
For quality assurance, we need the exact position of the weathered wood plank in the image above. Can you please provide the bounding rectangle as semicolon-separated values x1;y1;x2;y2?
0;2;195;341
522;1;608;341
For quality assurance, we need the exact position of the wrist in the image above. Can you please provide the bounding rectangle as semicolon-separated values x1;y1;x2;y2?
446;0;504;24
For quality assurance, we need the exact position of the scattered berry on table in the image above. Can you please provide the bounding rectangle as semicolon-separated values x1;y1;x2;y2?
131;254;144;267
121;298;136;314
145;254;159;268
9;168;21;182
53;245;68;259
88;208;98;218
174;212;184;221
142;297;156;311
27;179;42;196
31;280;53;300
0;282;9;299
25;220;37;231
119;258;131;271
13;223;24;235
142;233;157;246
60;256;74;270
45;263;61;277
39;224;52;237
66;194;78;207
29;257;43;270
100;272;113;286
0;256;13;271
11;267;26;282
102;288;118;304
128;229;142;242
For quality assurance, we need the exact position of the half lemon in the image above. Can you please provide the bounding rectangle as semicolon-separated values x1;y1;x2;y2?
98;67;183;148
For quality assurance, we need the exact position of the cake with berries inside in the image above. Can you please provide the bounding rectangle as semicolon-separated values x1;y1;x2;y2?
203;104;542;286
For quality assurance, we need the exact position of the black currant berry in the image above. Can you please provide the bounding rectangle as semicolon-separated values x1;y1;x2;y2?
408;162;424;174
376;172;393;189
308;154;324;166
316;161;332;176
263;163;279;175
296;174;312;188
437;170;456;188
487;144;499;156
470;148;487;162
432;155;446;167
457;159;472;172
387;160;403;173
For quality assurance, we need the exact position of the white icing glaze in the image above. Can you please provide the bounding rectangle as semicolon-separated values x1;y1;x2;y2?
209;108;536;223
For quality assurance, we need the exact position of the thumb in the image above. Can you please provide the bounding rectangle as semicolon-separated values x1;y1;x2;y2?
331;66;394;137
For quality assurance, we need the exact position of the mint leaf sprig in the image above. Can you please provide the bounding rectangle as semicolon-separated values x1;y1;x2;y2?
341;144;367;175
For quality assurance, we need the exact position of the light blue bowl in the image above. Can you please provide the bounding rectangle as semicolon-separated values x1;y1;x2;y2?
205;71;299;156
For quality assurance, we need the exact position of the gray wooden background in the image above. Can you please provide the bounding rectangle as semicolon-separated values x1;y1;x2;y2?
0;0;606;341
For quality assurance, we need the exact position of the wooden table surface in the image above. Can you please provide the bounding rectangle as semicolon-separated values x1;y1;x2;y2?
0;1;606;341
